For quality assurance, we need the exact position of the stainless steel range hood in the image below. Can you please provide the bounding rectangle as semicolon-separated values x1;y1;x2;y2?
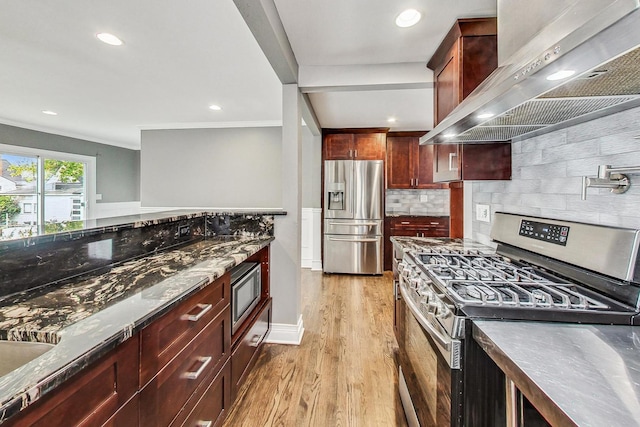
420;0;640;145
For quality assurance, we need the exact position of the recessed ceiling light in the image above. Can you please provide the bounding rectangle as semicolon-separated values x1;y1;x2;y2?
42;110;58;116
209;104;222;111
96;33;124;46
387;117;397;123
546;69;575;81
396;9;422;28
477;113;494;119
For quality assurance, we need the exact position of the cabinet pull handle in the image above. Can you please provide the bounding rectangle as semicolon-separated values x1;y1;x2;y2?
449;152;458;171
250;334;261;346
400;221;411;224
182;356;212;380
182;303;212;322
430;222;440;225
415;178;419;186
196;422;213;427
354;149;358;158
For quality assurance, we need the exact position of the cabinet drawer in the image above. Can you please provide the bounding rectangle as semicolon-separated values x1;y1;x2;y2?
141;272;230;385
103;395;139;427
389;217;449;229
5;335;139;427
140;308;231;427
178;360;232;427
231;299;271;400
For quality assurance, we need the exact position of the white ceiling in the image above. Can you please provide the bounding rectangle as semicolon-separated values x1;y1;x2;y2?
0;0;497;150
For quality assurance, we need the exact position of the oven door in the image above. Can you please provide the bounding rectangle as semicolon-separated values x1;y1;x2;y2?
397;284;463;427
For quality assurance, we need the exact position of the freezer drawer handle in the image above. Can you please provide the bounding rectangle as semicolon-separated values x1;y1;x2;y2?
328;237;379;243
328;221;379;227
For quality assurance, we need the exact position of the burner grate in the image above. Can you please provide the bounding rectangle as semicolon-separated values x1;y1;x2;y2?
416;250;610;311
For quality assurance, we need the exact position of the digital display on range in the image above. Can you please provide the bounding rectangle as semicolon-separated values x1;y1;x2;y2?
519;220;569;246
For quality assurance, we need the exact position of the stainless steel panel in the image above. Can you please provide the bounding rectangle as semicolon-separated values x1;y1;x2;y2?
324;160;354;219
398;367;420;427
353;160;384;220
491;212;640;282
323;234;382;274
323;218;382;236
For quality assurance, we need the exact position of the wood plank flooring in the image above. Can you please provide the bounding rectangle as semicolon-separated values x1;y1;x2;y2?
223;270;408;427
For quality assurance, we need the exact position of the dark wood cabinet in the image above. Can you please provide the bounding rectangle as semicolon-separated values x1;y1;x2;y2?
433;143;512;182
428;18;498;126
387;132;446;189
384;217;449;270
140;272;230;387
323;129;387;160
5;335;140;427
231;299;272;401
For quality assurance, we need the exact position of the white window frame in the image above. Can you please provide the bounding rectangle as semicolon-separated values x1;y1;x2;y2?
0;144;97;224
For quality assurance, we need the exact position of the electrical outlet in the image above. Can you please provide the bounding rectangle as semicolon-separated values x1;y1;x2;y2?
420;195;429;202
476;204;491;223
178;224;191;237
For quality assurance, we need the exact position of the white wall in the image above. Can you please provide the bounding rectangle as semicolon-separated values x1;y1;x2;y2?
470;106;640;246
301;125;322;209
140;127;282;208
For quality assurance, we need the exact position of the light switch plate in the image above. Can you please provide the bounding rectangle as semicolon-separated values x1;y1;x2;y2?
476;204;490;222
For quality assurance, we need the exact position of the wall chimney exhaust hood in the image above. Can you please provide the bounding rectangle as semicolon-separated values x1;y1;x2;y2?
420;0;640;145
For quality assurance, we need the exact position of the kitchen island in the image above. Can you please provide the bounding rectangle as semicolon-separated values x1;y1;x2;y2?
0;210;281;425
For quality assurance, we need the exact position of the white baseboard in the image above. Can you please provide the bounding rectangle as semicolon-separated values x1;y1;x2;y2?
265;315;304;345
311;260;323;271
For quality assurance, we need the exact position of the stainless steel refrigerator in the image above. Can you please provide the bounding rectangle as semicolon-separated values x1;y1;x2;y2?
323;160;383;274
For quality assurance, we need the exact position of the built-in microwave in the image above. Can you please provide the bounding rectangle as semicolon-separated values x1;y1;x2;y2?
230;262;261;334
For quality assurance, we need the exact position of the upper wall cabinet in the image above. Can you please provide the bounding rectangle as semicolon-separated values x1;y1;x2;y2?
428;18;497;126
386;132;447;189
323;129;387;160
433;143;511;182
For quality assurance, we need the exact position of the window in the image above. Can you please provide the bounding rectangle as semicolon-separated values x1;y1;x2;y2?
0;144;96;240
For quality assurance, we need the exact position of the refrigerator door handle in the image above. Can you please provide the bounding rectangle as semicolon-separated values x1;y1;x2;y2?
328;237;380;243
328;221;379;227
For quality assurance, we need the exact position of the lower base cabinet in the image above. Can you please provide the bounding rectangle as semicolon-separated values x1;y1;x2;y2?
179;360;231;427
4;335;140;427
4;255;272;427
231;299;272;401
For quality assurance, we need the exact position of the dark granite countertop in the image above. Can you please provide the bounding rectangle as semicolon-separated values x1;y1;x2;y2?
0;235;273;423
473;320;640;427
390;236;495;254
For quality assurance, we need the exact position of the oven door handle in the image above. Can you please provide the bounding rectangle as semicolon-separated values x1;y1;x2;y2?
399;285;451;351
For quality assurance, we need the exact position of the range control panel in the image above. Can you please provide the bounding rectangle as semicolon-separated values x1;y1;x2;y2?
519;220;569;246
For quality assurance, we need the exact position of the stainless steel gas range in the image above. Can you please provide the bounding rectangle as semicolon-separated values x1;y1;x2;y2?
394;212;640;427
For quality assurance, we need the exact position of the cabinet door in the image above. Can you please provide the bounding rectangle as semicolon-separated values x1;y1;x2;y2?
5;336;139;427
323;134;353;160
434;41;460;126
415;144;445;188
433;144;462;182
461;143;512;180
353;133;386;160
386;137;414;188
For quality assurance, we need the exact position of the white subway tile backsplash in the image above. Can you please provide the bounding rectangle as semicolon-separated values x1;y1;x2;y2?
541;139;599;164
472;105;640;242
520;162;567;180
385;189;449;216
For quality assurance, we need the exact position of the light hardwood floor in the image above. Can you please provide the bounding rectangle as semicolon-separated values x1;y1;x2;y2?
223;270;408;427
